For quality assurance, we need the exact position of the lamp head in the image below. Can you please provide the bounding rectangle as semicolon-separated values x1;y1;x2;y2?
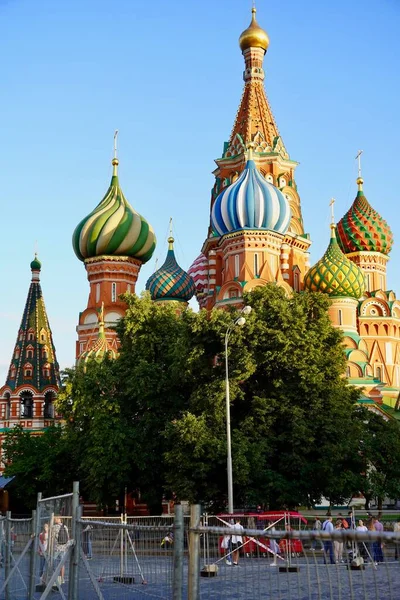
236;317;246;327
242;305;252;315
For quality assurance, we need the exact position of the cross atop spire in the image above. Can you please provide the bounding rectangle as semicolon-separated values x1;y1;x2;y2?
112;130;119;176
355;149;364;191
329;198;336;237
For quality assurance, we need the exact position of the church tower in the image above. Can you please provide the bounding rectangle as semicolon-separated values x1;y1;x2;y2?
190;8;311;309
0;256;61;431
72;135;156;359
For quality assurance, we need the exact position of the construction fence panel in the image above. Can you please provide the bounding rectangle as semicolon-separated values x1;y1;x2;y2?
190;516;400;600
0;515;33;600
76;517;178;600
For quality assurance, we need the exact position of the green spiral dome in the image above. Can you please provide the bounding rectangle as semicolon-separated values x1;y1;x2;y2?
304;226;366;299
72;159;156;263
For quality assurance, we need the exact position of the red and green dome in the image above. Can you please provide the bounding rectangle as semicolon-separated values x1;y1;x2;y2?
336;179;393;256
304;226;365;299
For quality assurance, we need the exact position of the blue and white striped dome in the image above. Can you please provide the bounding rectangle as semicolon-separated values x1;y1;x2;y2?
211;160;291;236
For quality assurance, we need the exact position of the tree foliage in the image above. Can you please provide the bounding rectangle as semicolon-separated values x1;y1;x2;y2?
4;286;400;512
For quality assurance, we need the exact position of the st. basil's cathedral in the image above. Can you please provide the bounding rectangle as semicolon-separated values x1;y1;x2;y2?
0;7;398;453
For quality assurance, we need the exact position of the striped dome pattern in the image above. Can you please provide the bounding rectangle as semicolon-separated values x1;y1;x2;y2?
72;160;156;263
211;159;291;236
337;181;393;256
188;253;208;298
146;238;195;302
304;227;365;299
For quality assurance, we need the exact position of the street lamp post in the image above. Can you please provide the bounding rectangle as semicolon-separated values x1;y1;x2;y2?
225;305;252;514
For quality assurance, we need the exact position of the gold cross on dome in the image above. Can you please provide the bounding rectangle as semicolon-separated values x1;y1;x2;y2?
329;198;335;225
114;130;119;159
355;149;363;178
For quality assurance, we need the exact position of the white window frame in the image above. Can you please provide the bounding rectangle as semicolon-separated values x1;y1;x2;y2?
234;255;240;278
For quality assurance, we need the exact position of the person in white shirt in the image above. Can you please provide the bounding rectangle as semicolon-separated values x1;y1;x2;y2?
322;517;335;564
231;518;244;566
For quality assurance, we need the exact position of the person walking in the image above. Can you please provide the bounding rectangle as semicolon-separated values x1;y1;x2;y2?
53;517;69;586
38;523;49;583
311;517;324;550
322;517;335;564
333;520;344;563
231;518;244;566
372;517;384;563
356;519;369;561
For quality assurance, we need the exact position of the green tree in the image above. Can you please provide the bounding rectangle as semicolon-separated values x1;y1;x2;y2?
355;410;400;509
2;424;75;510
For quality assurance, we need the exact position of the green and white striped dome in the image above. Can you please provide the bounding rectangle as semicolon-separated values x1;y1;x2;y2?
72;158;156;263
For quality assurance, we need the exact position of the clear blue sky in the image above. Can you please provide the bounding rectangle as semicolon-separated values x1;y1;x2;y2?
0;0;399;381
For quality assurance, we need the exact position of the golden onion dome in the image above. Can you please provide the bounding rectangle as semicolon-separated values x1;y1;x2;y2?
239;7;269;53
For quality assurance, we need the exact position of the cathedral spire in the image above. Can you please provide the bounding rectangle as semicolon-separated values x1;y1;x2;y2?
226;7;286;157
1;256;60;407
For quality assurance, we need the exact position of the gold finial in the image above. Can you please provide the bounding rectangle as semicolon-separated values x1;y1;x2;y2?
246;142;255;161
329;198;336;235
355;150;363;190
239;5;269;52
112;130;119;175
168;217;174;249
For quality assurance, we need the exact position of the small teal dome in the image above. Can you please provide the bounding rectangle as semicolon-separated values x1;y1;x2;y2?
211;159;291;236
146;237;195;302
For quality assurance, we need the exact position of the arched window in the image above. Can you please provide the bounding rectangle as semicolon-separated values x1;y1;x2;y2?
28;332;34;341
234;255;240;278
43;364;51;378
338;310;342;326
266;174;273;184
14;347;20;360
43;391;55;419
4;392;10;420
26;346;34;359
127;284;131;294
254;254;259;277
293;272;300;292
24;363;33;378
42;346;49;360
10;365;16;379
96;283;100;303
279;177;286;188
376;366;382;381
111;282;117;303
20;391;33;418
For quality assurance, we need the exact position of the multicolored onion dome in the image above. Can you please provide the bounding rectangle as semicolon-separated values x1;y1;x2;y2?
188;253;208;299
30;254;41;270
211;159;291;236
239;7;269;52
304;226;365;299
79;305;118;365
146;237;195;302
72;158;156;263
336;178;393;255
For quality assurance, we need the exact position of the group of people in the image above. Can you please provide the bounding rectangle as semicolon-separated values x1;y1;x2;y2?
38;517;70;587
38;518;92;587
316;513;386;565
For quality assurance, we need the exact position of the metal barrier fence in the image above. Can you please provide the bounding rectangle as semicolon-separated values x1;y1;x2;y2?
1;491;400;599
188;507;400;600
